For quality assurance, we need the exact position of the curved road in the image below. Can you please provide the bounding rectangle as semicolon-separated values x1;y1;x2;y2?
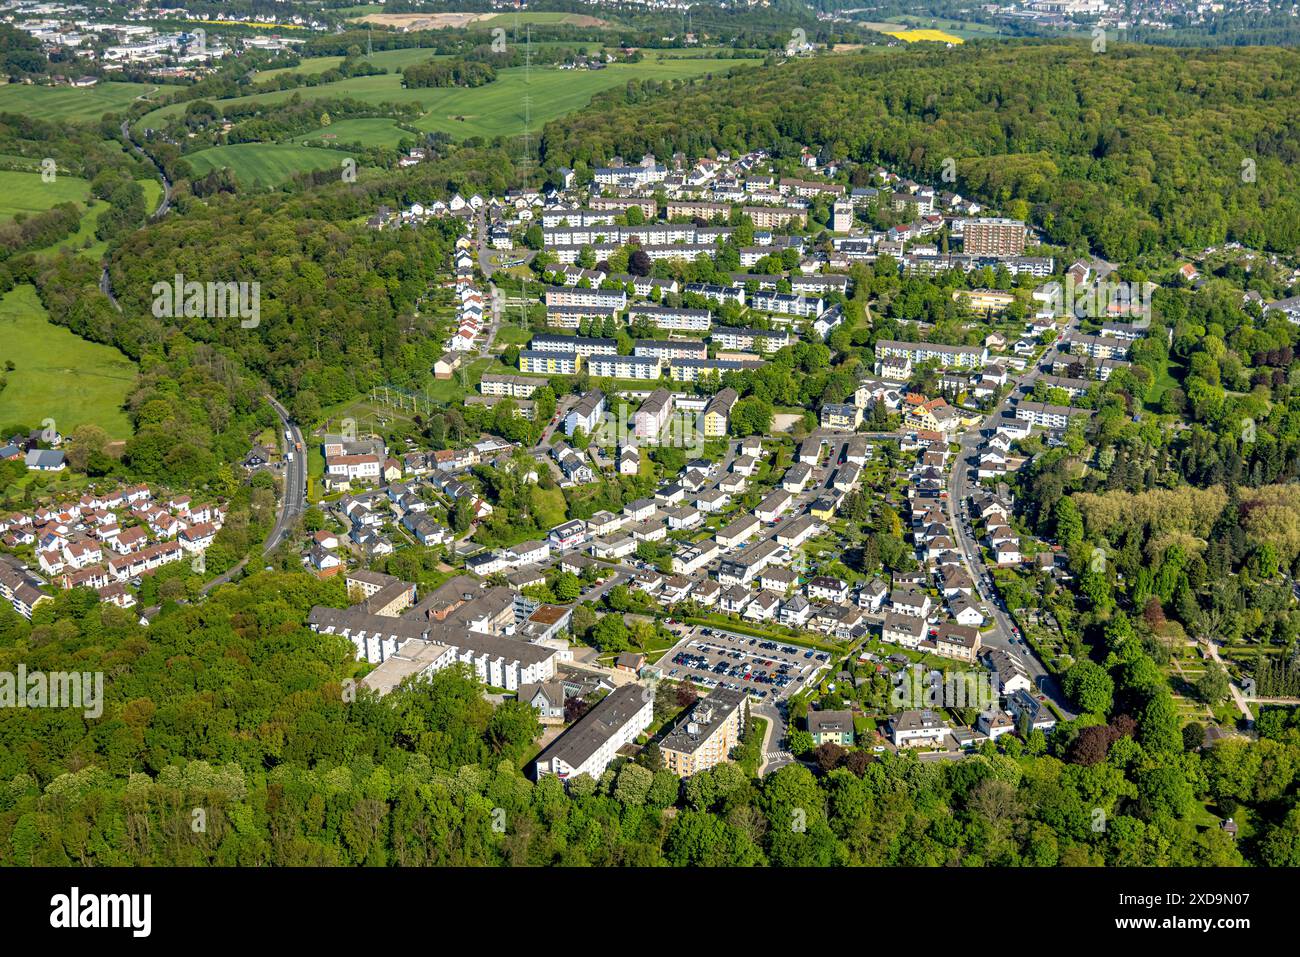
120;118;172;219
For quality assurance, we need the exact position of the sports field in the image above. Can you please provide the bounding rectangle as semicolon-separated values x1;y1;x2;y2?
0;169;90;219
0;284;136;438
0;82;158;122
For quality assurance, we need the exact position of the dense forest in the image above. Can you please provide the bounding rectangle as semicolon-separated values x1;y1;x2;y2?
540;41;1300;261
4;570;1300;866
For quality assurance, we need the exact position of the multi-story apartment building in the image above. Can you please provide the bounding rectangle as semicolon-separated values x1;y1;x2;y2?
519;350;581;375
544;286;627;311
546;305;620;329
531;333;617;357
669;358;762;382
749;292;825;317
533;683;654;781
633;340;708;362
634;388;674;440
1064;332;1130;361
1014;401;1094;430
711;327;790;353
702;388;738;437
683;282;745;306
874;340;988;370
741;205;807;229
480;373;541;398
564;390;606;436
540;206;619;227
659;687;747;778
586;354;663;380
626;306;713;332
588;196;657;218
664;200;731;220
959;217;1026;257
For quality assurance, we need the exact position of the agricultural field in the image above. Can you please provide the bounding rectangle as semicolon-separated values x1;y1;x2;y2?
253;47;450;81
858;16;1005;41
292;117;416;150
0;169;90;220
0;284;136;439
881;28;965;44
135;56;761;142
0;81;158;122
183;143;354;187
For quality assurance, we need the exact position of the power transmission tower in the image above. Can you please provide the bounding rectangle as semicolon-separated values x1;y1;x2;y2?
518;26;534;186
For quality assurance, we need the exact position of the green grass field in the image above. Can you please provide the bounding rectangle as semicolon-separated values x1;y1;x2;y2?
29;179;161;261
253;47;450;81
0;169;90;219
137;57;760;141
0;284;136;438
292;117;416;149
0;81;158;122
184;143;356;187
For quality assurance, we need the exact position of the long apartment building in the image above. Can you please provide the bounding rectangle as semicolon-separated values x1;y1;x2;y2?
587;354;663;380
531;333;617;357
627;306;712;332
546;305;620;329
543;224;729;248
1051;355;1130;380
1015;401;1095;430
588;196;657;217
669;358;763;382
1064;332;1130;361
664;200;731;220
712;327;791;353
633;340;708;361
519;350;581;375
749;292;825;318
741;205;807;229
540;206;619;227
544;286;627;311
480;373;542;398
875;339;988;370
533;683;654;781
684;282;745;306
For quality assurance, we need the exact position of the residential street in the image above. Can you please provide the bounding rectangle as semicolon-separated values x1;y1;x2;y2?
264;395;306;553
946;316;1081;717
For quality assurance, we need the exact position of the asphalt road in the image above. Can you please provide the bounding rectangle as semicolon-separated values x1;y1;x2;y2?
120;118;172;218
946;316;1080;716
264;395;306;553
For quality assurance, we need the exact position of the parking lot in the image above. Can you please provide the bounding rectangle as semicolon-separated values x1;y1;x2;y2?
657;625;831;704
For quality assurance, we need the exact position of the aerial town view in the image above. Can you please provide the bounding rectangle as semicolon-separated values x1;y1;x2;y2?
0;0;1294;935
